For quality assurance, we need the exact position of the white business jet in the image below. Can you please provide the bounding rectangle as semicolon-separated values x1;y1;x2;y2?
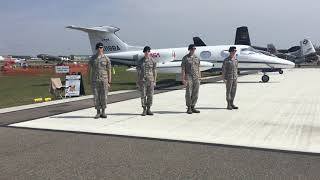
66;25;295;82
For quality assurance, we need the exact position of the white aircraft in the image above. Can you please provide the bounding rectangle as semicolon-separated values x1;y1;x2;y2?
14;58;26;64
0;56;25;63
66;25;295;82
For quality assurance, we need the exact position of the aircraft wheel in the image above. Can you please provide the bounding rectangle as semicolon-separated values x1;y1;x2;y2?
279;69;283;74
262;75;270;83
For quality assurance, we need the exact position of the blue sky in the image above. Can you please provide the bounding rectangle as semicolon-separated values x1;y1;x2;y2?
0;0;319;55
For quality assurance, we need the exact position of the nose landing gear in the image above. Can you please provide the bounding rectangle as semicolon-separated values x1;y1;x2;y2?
262;74;270;83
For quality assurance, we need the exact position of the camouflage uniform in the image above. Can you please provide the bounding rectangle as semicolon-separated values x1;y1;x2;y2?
181;54;201;107
89;54;111;110
136;57;157;108
222;56;238;103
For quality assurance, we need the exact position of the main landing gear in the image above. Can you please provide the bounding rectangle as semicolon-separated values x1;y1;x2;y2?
261;69;283;83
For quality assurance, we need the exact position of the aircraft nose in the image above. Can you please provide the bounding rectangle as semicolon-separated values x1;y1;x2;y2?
277;57;295;69
286;60;295;68
265;55;295;69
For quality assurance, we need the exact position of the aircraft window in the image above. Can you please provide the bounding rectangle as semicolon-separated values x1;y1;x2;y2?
240;47;261;54
200;51;212;59
221;50;230;57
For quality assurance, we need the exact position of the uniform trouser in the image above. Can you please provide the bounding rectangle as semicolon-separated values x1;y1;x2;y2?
139;81;154;107
92;81;108;110
226;79;237;101
185;79;200;107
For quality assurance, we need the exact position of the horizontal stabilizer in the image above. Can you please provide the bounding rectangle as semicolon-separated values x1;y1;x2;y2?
66;25;120;33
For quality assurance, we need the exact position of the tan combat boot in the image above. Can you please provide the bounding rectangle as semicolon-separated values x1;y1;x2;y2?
142;107;147;116
94;109;101;119
231;100;238;109
187;106;193;114
191;106;200;113
227;101;232;110
146;106;154;116
100;108;107;118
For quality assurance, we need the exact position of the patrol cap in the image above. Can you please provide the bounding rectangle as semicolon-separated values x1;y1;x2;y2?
188;44;196;50
143;46;151;53
95;42;104;50
228;46;237;52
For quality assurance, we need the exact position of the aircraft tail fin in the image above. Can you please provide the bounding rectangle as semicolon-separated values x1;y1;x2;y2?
66;25;141;54
267;44;278;54
235;26;251;46
300;39;316;56
193;37;206;46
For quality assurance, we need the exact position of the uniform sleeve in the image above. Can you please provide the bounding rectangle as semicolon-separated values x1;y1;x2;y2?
153;60;157;71
136;59;141;72
106;57;111;70
222;60;226;76
197;57;200;70
88;56;94;82
181;56;186;71
153;60;157;70
153;60;157;78
88;56;94;67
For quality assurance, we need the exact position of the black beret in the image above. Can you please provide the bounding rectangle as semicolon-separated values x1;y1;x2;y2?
95;42;104;50
188;44;196;50
143;46;151;53
228;46;237;52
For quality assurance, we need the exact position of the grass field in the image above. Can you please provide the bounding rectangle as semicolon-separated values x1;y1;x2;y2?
0;66;176;108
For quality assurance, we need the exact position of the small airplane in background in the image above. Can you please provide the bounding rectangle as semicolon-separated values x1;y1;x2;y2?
37;54;71;63
0;56;28;68
3;56;26;64
67;25;294;83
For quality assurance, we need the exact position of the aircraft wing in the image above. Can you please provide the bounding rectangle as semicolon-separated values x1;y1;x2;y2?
127;61;213;74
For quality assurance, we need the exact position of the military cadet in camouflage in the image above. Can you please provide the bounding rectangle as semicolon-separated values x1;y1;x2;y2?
181;44;201;114
136;46;157;116
222;46;239;110
88;42;112;118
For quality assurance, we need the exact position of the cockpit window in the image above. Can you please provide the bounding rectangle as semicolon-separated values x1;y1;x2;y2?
240;47;261;55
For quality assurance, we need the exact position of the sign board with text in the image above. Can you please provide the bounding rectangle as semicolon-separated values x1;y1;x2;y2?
55;66;69;74
65;75;81;96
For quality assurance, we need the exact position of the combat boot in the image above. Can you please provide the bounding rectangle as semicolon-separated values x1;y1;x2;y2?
146;106;154;116
142;107;147;116
227;101;232;110
94;109;101;119
231;101;239;109
100;108;107;118
187;106;193;114
191;106;200;113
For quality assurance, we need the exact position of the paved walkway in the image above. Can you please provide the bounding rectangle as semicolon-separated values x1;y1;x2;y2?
11;69;320;153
